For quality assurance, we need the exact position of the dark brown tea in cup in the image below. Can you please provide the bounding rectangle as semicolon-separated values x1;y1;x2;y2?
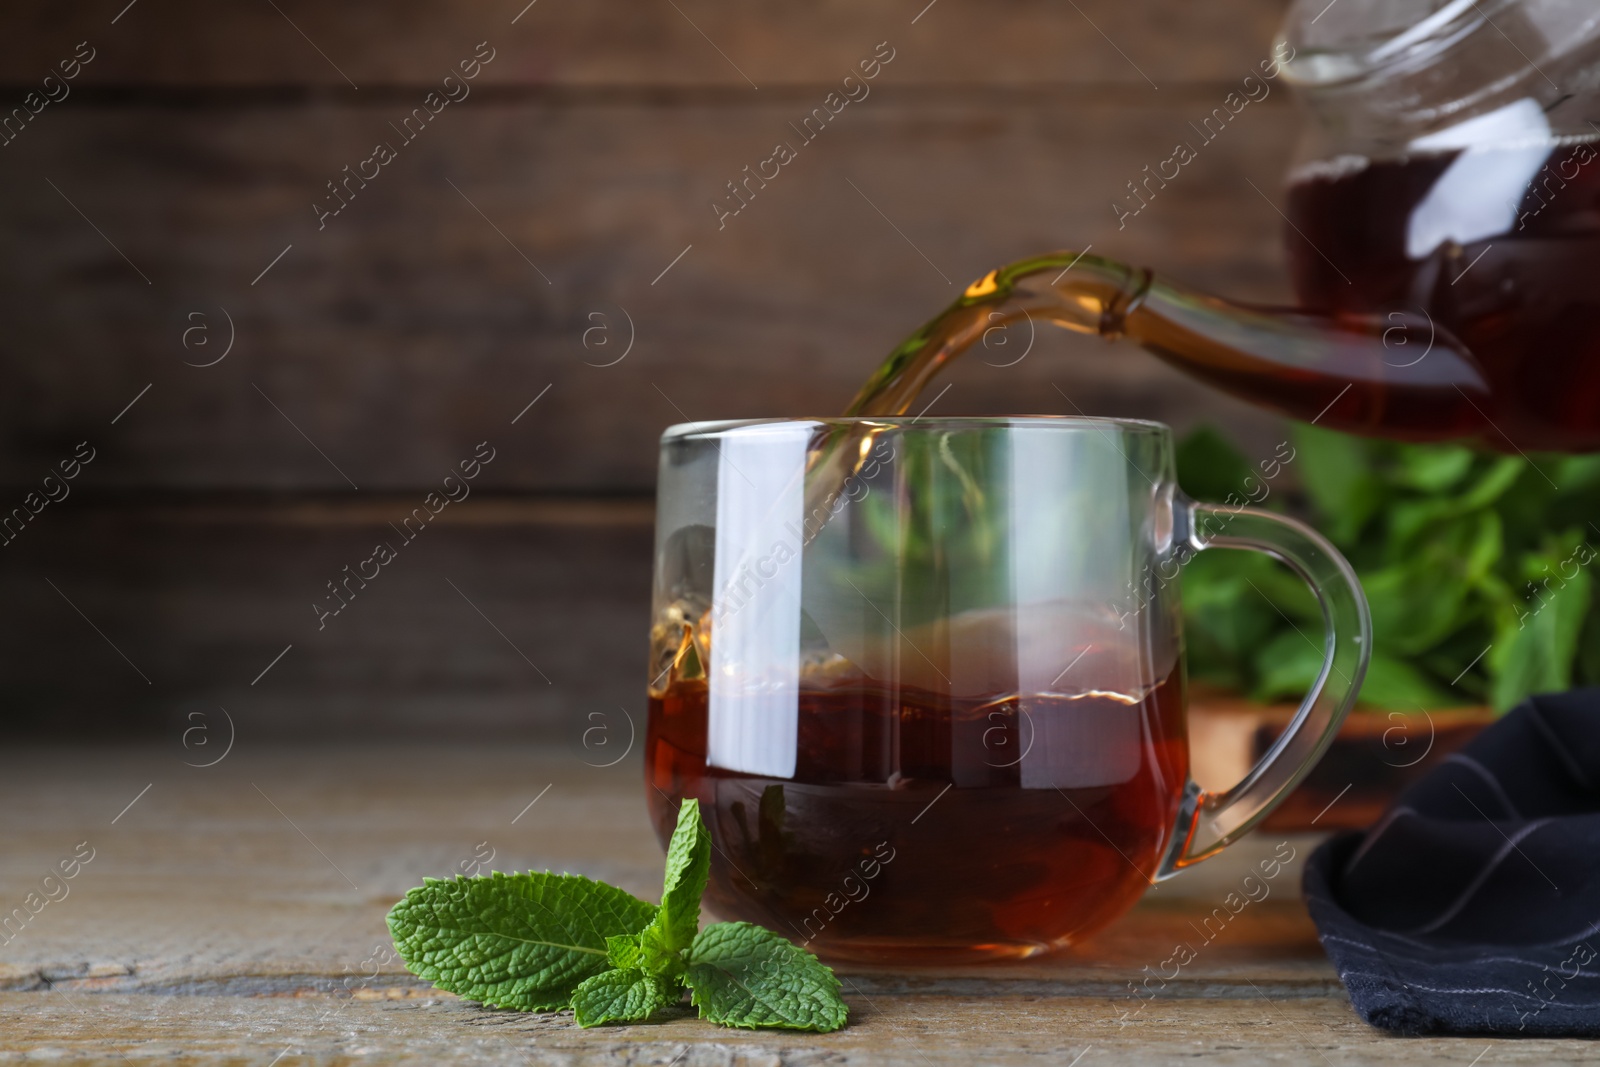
646;664;1188;964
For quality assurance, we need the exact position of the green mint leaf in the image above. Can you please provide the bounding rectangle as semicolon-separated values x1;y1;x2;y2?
639;923;687;981
571;967;677;1027
685;922;848;1032
655;798;711;954
387;872;657;1011
612;914;690;984
606;933;643;970
611;798;706;996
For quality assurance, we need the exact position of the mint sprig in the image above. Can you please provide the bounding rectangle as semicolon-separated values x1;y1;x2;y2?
387;798;849;1033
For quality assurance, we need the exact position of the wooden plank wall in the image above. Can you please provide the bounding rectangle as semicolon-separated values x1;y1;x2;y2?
0;0;1298;738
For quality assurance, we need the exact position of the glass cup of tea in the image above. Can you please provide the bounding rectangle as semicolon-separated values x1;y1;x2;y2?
646;416;1369;963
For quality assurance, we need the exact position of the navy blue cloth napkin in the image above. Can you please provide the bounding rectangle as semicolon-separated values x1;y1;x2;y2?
1303;689;1600;1036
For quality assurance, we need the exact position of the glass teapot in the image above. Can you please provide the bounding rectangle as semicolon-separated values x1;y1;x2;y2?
857;0;1600;452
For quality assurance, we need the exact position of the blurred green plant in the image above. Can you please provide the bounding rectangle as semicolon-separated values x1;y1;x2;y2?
1177;424;1600;713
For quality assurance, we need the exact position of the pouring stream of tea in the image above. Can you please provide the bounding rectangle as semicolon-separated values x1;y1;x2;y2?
801;249;1493;521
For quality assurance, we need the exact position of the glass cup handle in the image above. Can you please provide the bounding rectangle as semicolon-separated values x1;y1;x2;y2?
1155;497;1372;878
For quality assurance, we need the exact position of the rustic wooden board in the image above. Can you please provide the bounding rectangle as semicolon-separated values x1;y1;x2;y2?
1;0;1290;88
14;991;1593;1067
0;499;654;738
0;745;1589;1064
0;97;1300;491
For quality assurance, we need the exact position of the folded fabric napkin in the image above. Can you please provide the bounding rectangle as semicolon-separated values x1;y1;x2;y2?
1303;688;1600;1036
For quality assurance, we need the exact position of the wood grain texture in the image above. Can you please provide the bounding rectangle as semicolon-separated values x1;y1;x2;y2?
0;0;1290;88
19;991;1595;1067
0;97;1301;491
0;500;653;738
0;745;1590;1065
15;992;1594;1067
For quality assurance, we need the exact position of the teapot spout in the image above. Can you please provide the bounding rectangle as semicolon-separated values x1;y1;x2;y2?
849;251;1492;442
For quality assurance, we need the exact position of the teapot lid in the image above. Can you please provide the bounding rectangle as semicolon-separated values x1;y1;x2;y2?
1280;0;1598;88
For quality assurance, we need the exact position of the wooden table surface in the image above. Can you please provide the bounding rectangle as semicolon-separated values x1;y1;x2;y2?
0;745;1590;1065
